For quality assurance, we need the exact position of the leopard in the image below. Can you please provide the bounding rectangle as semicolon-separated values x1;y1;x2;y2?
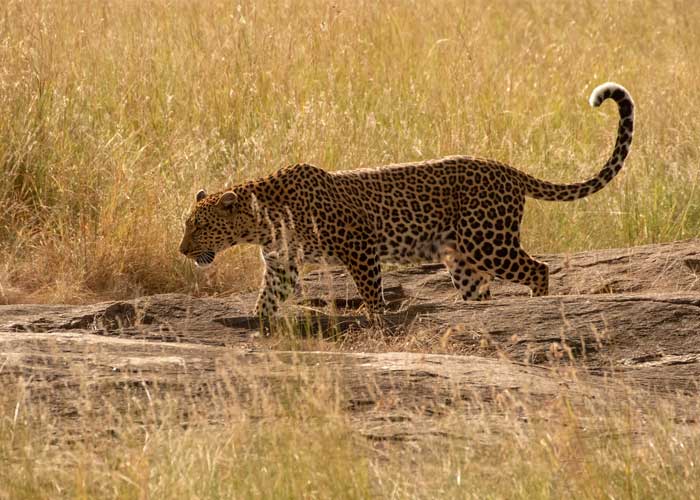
179;82;634;319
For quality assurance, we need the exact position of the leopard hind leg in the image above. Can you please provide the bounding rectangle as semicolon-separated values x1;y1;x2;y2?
443;249;492;301
492;247;549;297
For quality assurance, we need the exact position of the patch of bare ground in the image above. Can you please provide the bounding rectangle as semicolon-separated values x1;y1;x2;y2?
1;239;699;440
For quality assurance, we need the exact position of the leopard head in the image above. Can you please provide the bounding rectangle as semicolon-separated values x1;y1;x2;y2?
179;189;256;268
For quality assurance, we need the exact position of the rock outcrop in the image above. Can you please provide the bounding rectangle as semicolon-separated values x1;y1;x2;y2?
2;239;699;439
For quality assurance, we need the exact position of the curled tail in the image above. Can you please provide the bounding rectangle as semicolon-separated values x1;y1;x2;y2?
521;82;634;201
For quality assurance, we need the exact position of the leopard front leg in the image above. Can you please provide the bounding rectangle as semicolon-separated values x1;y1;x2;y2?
341;247;384;319
253;251;299;318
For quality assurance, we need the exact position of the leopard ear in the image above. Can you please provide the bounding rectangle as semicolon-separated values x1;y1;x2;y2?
217;191;237;209
196;189;207;202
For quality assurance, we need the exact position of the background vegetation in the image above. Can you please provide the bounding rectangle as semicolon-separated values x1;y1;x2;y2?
1;0;698;304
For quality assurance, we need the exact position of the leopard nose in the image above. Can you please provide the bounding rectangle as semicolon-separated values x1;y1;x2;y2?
179;240;189;255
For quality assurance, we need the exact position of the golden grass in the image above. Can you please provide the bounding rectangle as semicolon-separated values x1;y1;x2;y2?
1;356;699;499
1;0;699;303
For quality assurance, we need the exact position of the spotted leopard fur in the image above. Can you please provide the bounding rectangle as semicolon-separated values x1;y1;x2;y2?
179;82;634;318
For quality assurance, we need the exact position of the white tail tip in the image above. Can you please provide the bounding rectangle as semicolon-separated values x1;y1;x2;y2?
589;82;629;107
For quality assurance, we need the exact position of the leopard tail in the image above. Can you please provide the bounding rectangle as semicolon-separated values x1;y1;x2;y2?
519;82;634;201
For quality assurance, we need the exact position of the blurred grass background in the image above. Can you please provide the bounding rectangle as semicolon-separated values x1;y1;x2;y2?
1;0;699;303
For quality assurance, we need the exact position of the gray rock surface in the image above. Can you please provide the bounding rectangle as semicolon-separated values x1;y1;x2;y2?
2;239;699;439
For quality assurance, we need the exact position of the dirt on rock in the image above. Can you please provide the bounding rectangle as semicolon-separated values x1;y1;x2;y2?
1;239;699;439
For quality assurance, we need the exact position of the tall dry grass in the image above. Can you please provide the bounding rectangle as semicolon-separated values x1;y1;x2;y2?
1;0;699;303
1;354;698;499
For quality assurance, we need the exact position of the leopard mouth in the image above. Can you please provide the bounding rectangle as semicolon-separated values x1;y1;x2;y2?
194;251;216;267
